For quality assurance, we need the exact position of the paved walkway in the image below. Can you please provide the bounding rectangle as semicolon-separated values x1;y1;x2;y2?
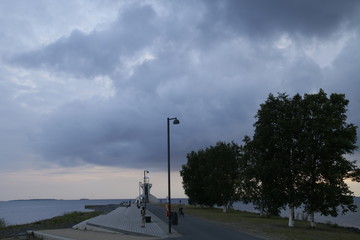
147;204;265;240
30;228;159;240
30;203;181;240
29;203;265;240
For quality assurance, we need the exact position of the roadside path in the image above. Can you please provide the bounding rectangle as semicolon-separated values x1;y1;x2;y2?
147;204;265;240
29;203;266;240
30;203;172;240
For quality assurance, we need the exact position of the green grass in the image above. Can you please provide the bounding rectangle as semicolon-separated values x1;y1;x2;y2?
28;211;102;229
176;205;360;240
0;211;103;238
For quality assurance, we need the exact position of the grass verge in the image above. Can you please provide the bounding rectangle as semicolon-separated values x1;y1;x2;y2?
182;205;360;240
0;211;102;239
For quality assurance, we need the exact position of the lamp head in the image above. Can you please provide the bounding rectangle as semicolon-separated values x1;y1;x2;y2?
173;118;180;125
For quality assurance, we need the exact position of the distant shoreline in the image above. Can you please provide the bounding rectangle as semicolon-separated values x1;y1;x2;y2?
9;199;61;202
3;198;128;202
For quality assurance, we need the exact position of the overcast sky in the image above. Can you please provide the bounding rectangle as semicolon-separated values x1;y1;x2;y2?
1;0;360;201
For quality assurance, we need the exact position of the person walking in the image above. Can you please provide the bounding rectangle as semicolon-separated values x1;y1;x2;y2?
178;200;184;217
140;207;146;227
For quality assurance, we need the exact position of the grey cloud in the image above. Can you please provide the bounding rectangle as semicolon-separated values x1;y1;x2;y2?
12;0;360;78
281;57;323;94
202;0;360;39
324;34;360;130
4;1;360;171
31;42;286;170
11;0;360;81
34;97;180;169
9;3;158;77
0;78;40;170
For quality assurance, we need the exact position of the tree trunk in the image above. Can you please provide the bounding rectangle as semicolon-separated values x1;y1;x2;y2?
259;204;264;216
223;202;231;213
309;211;316;228
223;205;227;213
288;206;295;227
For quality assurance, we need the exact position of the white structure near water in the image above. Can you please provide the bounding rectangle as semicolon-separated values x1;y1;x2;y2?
139;173;159;203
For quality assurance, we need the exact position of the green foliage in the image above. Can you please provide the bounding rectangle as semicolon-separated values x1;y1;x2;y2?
180;89;360;224
245;92;307;215
245;89;359;218
180;141;241;208
299;90;358;217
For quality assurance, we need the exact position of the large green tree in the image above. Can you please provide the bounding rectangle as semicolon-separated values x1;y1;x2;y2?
244;93;304;220
299;90;358;227
180;141;241;211
237;135;284;216
244;89;359;227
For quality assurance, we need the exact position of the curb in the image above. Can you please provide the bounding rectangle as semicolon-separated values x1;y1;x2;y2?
28;231;74;240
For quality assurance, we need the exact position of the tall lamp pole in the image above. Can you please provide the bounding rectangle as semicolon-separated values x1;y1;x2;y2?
167;117;180;234
144;170;149;206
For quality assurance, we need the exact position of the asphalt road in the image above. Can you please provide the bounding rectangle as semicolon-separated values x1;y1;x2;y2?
147;204;265;240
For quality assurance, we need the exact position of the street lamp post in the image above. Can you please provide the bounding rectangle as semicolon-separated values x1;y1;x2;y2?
144;170;149;206
167;117;180;234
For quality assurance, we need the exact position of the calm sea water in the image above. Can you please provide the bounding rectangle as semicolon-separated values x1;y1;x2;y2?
0;199;128;226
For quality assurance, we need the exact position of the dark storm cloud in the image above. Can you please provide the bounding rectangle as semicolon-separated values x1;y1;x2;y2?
324;36;360;126
5;0;360;170
35;98;170;168
203;0;360;39
10;0;360;77
9;3;158;77
11;0;360;75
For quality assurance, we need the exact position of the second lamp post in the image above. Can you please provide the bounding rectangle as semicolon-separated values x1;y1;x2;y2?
167;117;180;233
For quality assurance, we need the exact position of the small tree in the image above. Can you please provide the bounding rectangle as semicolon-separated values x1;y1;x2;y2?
181;141;241;211
180;150;211;206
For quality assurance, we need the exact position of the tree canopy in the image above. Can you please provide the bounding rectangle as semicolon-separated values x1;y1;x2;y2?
241;89;359;226
180;141;240;210
180;89;359;227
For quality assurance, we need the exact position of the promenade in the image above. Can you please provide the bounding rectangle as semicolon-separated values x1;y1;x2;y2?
30;203;180;240
29;203;264;240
